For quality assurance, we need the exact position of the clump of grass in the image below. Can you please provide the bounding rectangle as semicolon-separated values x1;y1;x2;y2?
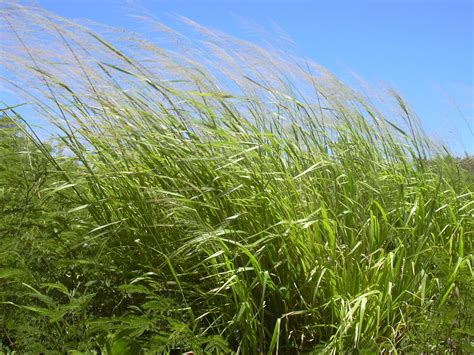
1;1;473;353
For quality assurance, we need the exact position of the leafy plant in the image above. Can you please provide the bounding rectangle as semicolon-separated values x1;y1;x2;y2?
0;1;472;353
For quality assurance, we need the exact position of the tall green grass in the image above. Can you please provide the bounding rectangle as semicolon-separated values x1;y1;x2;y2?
1;2;473;353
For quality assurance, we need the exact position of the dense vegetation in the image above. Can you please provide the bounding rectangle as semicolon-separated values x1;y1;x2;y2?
1;2;473;353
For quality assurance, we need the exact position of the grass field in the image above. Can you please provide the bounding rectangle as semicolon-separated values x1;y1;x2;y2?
1;2;473;353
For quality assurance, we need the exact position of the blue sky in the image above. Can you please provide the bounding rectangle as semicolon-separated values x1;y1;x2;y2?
3;0;474;154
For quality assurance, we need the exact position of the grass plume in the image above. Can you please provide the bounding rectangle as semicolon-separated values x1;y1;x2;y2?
0;1;473;353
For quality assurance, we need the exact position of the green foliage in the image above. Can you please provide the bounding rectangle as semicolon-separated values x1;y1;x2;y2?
0;114;46;233
0;2;473;353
